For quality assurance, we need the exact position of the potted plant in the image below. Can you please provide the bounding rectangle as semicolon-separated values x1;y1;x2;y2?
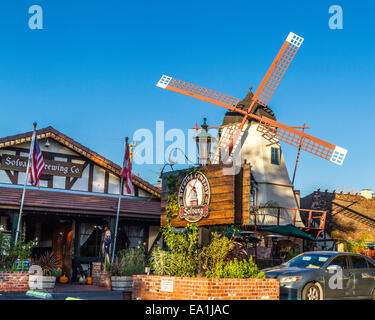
29;251;62;291
109;248;146;291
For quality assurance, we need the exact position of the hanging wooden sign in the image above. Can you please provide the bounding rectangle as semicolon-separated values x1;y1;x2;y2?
178;171;210;223
161;164;251;227
1;154;84;178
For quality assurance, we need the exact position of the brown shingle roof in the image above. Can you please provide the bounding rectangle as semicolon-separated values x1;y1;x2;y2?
0;126;161;198
0;186;160;219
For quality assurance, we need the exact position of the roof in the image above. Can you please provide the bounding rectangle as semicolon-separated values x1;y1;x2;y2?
0;186;160;219
301;190;375;241
0;126;161;198
221;88;276;127
259;224;316;241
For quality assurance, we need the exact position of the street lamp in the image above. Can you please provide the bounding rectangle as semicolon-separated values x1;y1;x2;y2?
195;117;212;166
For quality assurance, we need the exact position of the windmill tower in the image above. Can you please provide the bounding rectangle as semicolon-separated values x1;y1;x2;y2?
219;89;297;210
156;32;348;226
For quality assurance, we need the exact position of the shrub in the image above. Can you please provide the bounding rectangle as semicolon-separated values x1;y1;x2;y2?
162;223;199;277
200;233;233;276
36;251;61;276
0;232;35;271
119;248;146;276
149;247;171;276
343;234;373;253
207;257;265;279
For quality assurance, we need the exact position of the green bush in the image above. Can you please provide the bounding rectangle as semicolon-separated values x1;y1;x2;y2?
162;223;199;277
149;247;171;276
0;232;35;271
120;248;146;276
150;223;264;279
207;257;265;279
200;233;233;276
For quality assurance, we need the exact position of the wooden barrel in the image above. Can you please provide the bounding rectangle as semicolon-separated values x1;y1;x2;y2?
110;276;132;291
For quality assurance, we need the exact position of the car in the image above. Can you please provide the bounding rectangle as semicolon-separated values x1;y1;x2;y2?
263;251;375;300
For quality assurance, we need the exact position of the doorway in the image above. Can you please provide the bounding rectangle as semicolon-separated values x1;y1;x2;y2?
52;220;73;278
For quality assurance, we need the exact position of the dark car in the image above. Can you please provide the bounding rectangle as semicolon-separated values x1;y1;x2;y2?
263;251;375;300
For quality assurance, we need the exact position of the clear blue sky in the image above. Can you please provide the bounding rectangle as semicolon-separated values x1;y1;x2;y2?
0;1;374;196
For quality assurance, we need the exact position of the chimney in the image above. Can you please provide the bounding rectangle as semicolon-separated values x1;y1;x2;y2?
294;190;300;207
360;189;373;199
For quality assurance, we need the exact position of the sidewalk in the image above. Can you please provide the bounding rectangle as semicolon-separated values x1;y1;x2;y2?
0;283;124;300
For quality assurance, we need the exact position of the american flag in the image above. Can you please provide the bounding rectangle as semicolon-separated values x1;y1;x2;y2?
29;133;45;187
120;139;133;194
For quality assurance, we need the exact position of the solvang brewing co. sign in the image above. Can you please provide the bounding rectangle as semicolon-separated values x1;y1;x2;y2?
1;154;84;178
178;171;210;223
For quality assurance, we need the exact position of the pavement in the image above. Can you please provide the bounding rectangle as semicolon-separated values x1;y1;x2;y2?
0;284;124;300
0;291;123;300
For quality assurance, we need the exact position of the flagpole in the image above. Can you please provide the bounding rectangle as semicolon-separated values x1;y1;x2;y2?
111;137;127;263
14;122;37;244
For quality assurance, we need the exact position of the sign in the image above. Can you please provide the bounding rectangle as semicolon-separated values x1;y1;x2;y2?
1;154;84;178
160;277;174;292
178;171;210;223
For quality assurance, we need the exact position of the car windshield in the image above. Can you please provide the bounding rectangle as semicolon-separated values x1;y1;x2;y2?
284;254;331;269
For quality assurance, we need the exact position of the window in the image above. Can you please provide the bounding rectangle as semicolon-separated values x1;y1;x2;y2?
116;224;146;251
287;254;331;269
367;259;375;268
351;255;369;269
330;256;349;269
79;224;102;257
271;147;280;165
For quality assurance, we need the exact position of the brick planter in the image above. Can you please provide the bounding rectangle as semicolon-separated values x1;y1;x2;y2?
132;275;279;300
99;271;111;290
92;262;102;286
0;271;29;292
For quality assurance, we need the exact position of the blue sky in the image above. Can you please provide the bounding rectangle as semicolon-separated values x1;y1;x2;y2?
0;1;374;196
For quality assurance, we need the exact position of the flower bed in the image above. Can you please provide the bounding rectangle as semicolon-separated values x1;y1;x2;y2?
132;275;279;300
0;271;29;292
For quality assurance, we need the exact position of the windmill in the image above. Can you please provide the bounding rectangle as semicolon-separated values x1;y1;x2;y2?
156;32;347;225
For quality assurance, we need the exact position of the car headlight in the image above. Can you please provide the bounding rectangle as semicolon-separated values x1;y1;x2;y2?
279;276;302;283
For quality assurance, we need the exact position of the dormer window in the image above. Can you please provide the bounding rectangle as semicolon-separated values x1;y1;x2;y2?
271;147;280;165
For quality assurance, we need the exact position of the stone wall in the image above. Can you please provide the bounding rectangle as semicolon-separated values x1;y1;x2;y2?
132;275;279;300
0;271;29;292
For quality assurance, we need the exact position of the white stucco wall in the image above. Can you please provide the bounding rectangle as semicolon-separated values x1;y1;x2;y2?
0;138;151;198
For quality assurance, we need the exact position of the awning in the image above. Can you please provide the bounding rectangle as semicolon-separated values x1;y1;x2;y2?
227;227;261;242
258;224;316;241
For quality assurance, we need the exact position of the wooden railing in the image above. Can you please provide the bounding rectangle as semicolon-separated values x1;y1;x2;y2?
249;206;327;239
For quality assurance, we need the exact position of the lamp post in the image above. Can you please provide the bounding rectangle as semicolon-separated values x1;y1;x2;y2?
194;118;212;166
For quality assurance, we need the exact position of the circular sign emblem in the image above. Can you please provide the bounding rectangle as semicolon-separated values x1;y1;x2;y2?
178;171;210;223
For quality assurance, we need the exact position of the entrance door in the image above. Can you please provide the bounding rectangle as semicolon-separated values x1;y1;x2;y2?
52;221;73;279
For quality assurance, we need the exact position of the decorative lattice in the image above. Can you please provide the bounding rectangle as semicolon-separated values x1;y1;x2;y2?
252;33;303;108
256;116;347;165
156;75;239;109
211;124;247;164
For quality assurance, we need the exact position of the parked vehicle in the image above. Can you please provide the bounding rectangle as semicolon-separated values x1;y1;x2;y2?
263;251;375;300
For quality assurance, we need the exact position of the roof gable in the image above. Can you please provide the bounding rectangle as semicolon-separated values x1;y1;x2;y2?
0;126;161;198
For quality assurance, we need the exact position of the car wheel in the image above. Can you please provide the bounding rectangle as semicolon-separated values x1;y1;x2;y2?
302;283;321;300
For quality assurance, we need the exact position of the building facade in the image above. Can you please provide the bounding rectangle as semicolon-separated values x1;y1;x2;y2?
0;126;161;281
301;189;375;245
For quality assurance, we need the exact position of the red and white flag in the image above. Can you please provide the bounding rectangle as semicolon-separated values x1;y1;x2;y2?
121;139;133;194
29;132;45;187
